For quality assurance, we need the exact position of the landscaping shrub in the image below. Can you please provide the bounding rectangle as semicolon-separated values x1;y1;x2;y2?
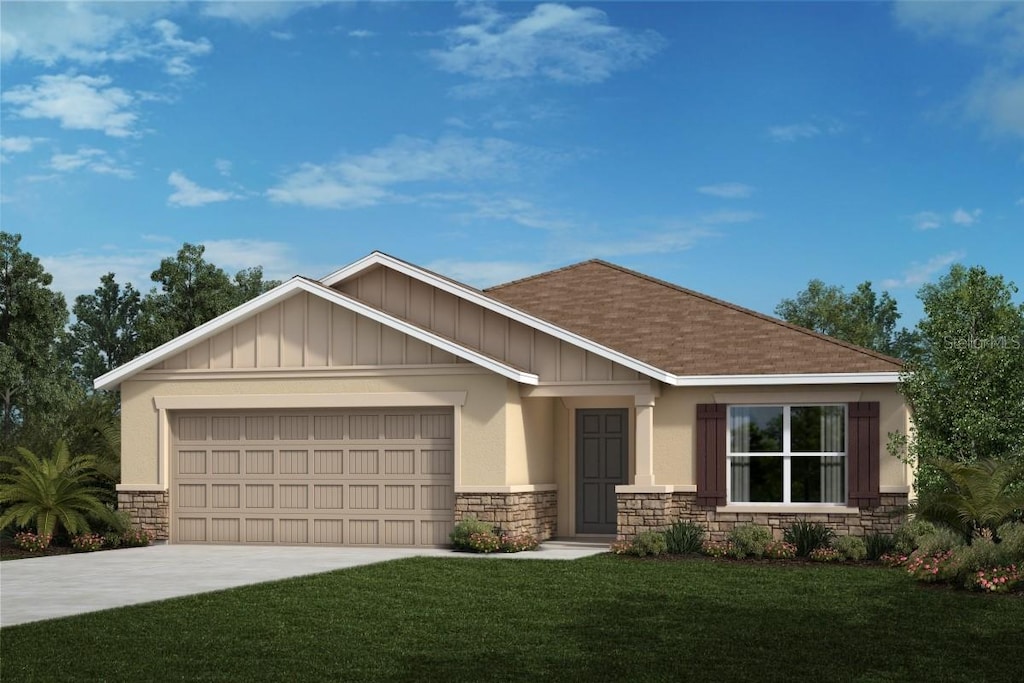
13;530;52;552
664;521;705;554
631;530;668;557
71;533;105;552
450;517;497;550
914;526;964;556
865;533;896;561
783;521;835;557
905;549;957;582
833;536;867;561
119;528;152;548
499;532;539;553
700;540;731;558
763;540;797;559
893;518;937;554
466;531;501;553
995;522;1024;559
808;546;842;562
969;565;1022;593
726;524;772;559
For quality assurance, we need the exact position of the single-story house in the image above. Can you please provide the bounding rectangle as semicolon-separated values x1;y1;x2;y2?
96;252;911;546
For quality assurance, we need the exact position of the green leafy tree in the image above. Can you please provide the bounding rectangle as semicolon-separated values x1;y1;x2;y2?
894;265;1024;493
0;440;121;538
68;273;142;386
0;232;78;450
233;266;281;306
776;279;914;357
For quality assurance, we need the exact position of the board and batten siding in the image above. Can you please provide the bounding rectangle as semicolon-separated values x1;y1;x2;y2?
334;265;640;383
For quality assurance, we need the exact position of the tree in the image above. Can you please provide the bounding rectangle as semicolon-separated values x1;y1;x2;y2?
895;265;1024;493
0;232;78;450
68;273;142;386
0;440;121;539
138;243;238;351
232;266;280;306
775;279;913;357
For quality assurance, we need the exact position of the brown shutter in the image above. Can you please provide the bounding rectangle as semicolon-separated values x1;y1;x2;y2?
696;403;727;506
847;401;880;508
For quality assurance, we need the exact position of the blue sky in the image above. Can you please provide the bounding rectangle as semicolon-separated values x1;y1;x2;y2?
2;1;1022;327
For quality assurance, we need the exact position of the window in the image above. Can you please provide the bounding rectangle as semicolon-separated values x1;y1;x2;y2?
727;405;846;504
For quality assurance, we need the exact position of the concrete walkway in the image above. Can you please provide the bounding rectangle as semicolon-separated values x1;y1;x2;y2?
0;541;606;627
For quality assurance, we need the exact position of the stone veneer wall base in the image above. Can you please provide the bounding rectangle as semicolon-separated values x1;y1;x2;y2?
117;490;170;541
455;491;557;541
618;492;908;541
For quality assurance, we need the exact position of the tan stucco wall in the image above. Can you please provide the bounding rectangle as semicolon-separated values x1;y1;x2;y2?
651;383;911;490
504;386;556;486
120;371;511;488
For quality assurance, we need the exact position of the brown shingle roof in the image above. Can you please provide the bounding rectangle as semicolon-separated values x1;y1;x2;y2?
485;260;903;376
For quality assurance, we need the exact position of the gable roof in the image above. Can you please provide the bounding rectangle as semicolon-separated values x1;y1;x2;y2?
93;277;540;390
485;260;904;378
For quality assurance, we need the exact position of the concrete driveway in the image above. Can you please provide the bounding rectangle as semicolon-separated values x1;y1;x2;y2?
0;541;605;627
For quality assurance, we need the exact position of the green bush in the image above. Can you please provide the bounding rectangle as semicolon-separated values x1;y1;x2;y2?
808;546;843;562
865;533;896;561
833;535;867;561
893;517;938;554
664;521;705;554
727;524;773;559
632;530;668;557
995;522;1024;560
915;526;964;555
450;517;497;550
783;521;835;557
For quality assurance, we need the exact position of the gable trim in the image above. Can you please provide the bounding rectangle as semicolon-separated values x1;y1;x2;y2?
93;278;539;390
320;252;678;384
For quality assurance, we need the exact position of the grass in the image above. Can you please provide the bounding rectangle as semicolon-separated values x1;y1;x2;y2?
2;555;1022;682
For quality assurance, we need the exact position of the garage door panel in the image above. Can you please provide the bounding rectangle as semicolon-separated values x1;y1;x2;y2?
172;408;454;546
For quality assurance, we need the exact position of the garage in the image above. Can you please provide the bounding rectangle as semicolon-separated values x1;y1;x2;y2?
170;407;454;546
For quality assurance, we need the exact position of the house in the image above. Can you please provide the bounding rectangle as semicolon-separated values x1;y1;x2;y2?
96;252;911;546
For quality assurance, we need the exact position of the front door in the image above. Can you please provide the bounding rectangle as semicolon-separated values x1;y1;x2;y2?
576;408;628;534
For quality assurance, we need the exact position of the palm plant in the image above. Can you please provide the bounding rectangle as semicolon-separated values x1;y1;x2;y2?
912;458;1024;543
0;439;121;539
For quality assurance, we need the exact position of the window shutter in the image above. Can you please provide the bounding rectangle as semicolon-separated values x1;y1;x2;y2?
696;403;727;506
847;402;880;508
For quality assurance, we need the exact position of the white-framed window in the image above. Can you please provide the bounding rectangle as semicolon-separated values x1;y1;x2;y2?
727;404;847;504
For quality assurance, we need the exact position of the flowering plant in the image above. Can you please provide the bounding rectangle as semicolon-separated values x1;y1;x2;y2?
71;533;105;552
500;532;539;553
466;530;501;553
700;540;732;558
120;528;152;548
609;540;633;555
808;546;842;562
763;540;797;560
905;549;957;582
970;565;1022;593
13;531;52;552
879;552;909;568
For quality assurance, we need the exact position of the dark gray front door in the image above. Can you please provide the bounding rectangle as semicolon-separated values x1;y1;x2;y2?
576;408;628;534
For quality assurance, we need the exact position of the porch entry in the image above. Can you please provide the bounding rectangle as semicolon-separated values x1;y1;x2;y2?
575;408;628;534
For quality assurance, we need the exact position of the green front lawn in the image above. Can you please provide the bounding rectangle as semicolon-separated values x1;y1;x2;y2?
3;555;1022;682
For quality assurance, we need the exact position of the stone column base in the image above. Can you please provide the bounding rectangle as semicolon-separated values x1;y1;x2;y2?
117;489;170;541
455;491;557;540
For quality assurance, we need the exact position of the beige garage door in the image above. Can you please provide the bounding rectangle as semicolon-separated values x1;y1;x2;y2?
170;408;454;546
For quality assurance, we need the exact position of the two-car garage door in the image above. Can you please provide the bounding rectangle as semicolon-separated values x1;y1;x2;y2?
170;408;454;547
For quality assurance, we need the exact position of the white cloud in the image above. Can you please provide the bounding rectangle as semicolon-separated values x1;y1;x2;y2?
0;136;45;162
951;207;982;226
1;4;212;77
348;29;376;39
201;2;321;26
441;195;573;231
769;120;844;143
697;182;754;199
881;250;966;289
214;158;233;176
911;208;982;230
267;135;531;209
270;31;294;41
2;74;137;137
431;3;665;85
167;171;242;207
50;147;133;178
698;209;760;225
198;238;307;281
965;70;1024;138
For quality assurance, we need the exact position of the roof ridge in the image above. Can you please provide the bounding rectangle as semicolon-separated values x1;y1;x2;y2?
485;259;601;292
588;260;903;367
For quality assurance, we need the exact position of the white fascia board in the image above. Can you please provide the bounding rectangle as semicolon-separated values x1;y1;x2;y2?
95;277;539;391
320;252;676;384
669;372;902;387
94;277;310;391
